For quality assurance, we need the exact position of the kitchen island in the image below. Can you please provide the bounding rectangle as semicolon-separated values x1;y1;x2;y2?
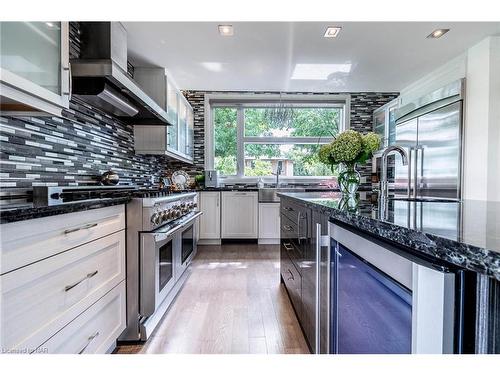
278;191;500;354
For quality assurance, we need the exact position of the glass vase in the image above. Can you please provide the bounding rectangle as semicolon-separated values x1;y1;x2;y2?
337;162;361;197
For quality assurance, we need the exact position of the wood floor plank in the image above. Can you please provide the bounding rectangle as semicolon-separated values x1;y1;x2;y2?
115;243;310;354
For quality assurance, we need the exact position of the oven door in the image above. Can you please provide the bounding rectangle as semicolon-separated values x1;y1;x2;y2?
177;212;203;277
139;226;179;318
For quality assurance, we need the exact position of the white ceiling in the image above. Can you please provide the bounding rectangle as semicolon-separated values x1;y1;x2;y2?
123;22;500;92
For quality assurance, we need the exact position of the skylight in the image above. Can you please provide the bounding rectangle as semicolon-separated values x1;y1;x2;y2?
291;63;352;80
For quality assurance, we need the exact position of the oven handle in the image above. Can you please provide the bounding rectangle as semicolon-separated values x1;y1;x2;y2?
179;211;203;229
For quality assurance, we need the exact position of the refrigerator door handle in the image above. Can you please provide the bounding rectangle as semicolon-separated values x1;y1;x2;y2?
413;147;419;199
407;147;413;199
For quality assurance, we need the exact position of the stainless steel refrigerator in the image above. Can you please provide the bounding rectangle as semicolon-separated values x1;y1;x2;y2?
392;79;464;201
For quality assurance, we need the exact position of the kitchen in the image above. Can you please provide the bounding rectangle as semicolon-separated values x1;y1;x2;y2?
1;1;500;371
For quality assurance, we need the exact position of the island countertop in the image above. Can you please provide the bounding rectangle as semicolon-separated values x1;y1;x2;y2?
278;191;500;281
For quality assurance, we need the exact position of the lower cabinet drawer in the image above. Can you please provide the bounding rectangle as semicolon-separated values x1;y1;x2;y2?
0;230;125;351
38;281;126;354
281;254;302;318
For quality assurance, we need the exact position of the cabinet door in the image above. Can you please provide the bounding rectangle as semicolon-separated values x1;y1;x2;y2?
199;192;221;239
0;22;70;112
178;98;188;155
186;105;194;159
38;281;126;354
221;192;258;238
388;105;397;146
166;78;179;152
373;109;387;149
258;203;280;239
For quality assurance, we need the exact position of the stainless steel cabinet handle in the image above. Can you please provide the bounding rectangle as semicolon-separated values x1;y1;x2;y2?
284;206;294;212
283;225;293;231
287;269;294;281
78;331;100;354
315;223;321;354
64;222;98;235
283;242;293;251
65;270;98;292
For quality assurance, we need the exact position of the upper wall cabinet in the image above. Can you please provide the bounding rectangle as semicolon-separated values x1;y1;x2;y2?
372;98;398;151
0;22;70;117
133;69;194;164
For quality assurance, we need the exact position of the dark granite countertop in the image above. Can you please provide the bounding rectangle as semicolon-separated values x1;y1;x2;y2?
278;191;500;281
0;196;131;224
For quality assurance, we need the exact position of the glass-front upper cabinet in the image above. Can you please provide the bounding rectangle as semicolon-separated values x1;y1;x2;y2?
373;109;386;149
186;105;194;159
388;105;397;146
178;98;188;155
372;98;398;151
0;22;70;116
166;87;179;154
166;76;178;126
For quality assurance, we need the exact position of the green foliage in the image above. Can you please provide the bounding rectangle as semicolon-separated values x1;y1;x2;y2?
318;130;381;168
245;160;273;176
330;130;363;163
362;132;381;154
215;155;237;176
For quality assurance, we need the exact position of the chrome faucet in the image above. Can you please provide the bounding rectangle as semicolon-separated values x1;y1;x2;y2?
272;161;283;187
380;145;409;201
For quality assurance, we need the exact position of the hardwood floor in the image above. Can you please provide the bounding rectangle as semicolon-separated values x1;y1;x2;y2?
115;243;310;354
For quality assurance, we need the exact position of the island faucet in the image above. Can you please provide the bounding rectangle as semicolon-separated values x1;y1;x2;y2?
380;145;409;201
273;161;283;187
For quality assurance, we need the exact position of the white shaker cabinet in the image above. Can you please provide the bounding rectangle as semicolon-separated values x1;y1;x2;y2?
221;191;258;239
258;203;280;244
199;192;221;242
0;22;71;116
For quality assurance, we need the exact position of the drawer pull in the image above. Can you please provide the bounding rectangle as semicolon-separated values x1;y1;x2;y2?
283;225;293;231
64;222;98;235
78;331;100;354
287;269;294;281
65;270;99;292
283;242;293;251
284;206;294;212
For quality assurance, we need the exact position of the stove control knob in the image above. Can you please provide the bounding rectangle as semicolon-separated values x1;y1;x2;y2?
151;213;159;225
161;211;169;221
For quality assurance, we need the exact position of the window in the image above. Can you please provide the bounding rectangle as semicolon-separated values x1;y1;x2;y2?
211;95;348;179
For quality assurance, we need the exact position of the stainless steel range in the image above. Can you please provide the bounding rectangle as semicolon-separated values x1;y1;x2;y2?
120;190;202;341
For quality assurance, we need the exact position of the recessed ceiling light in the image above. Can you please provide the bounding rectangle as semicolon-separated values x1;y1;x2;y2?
218;25;234;36
324;26;342;38
427;28;450;39
291;63;351;80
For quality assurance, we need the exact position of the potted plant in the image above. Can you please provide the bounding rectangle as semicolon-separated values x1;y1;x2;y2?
319;130;380;197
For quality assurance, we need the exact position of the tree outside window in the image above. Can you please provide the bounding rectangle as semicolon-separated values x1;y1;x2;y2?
214;103;342;177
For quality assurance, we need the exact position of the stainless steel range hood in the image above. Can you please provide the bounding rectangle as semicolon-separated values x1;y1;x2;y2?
71;22;171;125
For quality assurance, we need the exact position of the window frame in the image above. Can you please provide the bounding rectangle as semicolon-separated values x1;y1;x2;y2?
205;93;350;181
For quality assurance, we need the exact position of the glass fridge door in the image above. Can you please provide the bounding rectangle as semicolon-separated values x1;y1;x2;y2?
332;242;412;354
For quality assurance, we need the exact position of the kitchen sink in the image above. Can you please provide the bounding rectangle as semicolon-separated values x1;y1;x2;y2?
258;187;305;203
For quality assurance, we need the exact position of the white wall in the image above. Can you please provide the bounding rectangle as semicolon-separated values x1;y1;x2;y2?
398;36;500;201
